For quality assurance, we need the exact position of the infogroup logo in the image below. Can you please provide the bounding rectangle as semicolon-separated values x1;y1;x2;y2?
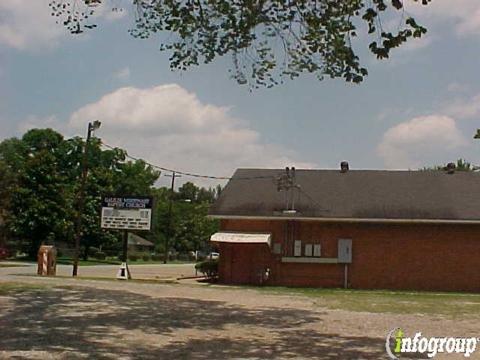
386;328;479;359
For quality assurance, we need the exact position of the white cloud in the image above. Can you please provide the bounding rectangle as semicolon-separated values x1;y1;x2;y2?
443;93;480;120
113;67;131;81
408;0;480;37
377;115;468;169
27;84;313;184
0;0;64;50
0;0;127;51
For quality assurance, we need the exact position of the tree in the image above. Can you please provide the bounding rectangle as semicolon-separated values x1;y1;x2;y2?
0;141;22;248
4;129;74;257
178;182;199;202
0;129;161;260
423;159;474;172
151;183;219;256
49;0;429;88
114;159;160;196
66;138;160;260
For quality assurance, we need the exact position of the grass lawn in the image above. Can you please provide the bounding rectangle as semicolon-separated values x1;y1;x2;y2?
55;256;122;266
0;263;29;268
250;286;480;318
128;259;195;265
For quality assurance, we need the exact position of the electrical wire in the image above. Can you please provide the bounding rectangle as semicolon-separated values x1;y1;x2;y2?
101;140;328;210
100;141;276;181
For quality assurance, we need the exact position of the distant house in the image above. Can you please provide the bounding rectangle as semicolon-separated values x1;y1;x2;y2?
128;233;154;253
209;164;480;292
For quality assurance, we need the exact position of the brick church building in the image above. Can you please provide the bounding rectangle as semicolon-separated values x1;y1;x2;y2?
209;165;480;292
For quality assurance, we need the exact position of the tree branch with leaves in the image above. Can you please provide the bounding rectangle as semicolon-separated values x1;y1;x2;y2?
49;0;429;88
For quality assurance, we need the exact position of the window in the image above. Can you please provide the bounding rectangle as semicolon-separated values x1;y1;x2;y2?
294;240;302;257
304;244;313;257
313;244;321;257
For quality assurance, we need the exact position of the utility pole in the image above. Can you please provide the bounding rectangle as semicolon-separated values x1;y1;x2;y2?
164;171;180;264
72;121;101;277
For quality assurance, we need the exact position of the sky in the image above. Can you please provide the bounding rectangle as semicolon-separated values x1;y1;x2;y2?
1;0;480;188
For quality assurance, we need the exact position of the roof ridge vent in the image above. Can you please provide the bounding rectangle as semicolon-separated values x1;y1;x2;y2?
340;161;349;173
446;162;456;174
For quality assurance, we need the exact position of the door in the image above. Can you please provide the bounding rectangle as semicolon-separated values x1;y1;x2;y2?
230;244;268;285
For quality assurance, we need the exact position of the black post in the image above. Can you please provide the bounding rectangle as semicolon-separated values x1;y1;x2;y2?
164;171;180;264
72;121;100;277
121;230;132;279
122;230;128;263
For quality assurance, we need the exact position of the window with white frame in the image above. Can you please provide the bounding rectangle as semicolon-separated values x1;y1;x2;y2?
313;244;321;257
294;240;302;257
304;244;313;257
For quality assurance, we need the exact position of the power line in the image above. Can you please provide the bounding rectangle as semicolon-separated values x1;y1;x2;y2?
100;140;276;181
100;140;328;210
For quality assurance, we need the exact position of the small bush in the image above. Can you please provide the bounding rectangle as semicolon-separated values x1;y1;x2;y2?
0;247;9;260
142;254;150;261
89;247;100;256
151;254;163;261
94;251;106;260
128;254;138;262
177;253;190;261
195;259;218;279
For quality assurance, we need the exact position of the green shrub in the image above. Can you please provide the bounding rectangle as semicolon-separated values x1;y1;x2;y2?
195;259;218;279
178;253;190;261
94;251;106;260
151;254;163;261
90;247;100;255
142;254;150;261
128;254;138;262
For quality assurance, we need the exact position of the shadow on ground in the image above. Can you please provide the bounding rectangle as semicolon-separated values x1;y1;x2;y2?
0;286;386;359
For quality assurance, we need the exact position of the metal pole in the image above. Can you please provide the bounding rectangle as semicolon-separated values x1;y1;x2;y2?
72;121;100;277
122;229;131;279
72;123;93;277
122;230;128;263
164;172;180;264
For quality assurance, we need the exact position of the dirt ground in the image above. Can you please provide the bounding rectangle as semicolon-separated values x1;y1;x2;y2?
0;264;479;359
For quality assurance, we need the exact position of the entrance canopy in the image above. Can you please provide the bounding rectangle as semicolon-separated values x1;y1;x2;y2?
210;232;272;247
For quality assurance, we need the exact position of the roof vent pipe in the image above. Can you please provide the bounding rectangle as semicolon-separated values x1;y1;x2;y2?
446;162;456;174
340;161;349;173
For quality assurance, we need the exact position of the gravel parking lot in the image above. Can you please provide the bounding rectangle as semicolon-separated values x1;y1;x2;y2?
0;263;479;359
0;262;197;280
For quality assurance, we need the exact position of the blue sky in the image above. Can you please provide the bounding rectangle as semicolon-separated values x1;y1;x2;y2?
1;0;480;187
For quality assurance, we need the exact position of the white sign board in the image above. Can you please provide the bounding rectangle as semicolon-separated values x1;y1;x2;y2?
101;196;153;231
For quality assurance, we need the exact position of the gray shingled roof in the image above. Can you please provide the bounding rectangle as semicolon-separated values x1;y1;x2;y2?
209;169;480;222
127;233;154;247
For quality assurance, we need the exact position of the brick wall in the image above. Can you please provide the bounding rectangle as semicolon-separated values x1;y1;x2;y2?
217;219;480;292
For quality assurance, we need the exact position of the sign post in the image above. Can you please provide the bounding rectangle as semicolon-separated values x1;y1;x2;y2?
100;196;153;280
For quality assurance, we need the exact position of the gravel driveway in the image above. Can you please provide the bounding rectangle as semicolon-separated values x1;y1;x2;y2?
0;264;479;359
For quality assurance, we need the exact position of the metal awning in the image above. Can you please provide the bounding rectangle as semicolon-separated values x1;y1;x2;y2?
210;232;272;246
